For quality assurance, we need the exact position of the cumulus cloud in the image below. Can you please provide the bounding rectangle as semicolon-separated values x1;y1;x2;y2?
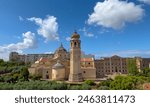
138;0;150;4
19;16;24;21
66;37;71;41
79;27;94;37
0;31;37;60
27;15;59;42
88;0;144;30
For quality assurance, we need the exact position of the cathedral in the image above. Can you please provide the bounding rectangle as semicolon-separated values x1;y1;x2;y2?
28;32;96;82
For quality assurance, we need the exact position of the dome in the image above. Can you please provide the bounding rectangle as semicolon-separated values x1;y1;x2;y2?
54;43;67;54
71;31;80;39
52;60;64;69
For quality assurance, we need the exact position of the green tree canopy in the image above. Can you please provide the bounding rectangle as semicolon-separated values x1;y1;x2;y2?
19;67;29;81
127;59;138;75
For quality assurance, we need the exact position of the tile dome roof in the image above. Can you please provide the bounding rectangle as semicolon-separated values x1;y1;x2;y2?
52;60;64;69
54;43;67;54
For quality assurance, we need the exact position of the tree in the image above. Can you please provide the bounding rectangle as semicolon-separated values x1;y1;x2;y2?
12;73;20;82
99;78;113;87
109;76;146;90
142;68;150;77
0;76;4;82
20;67;29;81
127;59;138;75
0;59;4;64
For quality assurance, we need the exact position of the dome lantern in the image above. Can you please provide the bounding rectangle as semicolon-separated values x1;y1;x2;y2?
71;31;80;39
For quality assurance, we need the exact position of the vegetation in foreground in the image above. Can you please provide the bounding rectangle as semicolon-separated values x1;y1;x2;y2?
0;59;150;90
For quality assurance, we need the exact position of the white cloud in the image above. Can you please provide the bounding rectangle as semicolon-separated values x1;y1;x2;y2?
0;31;37;60
88;0;144;30
66;37;71;41
138;0;150;4
27;15;59;42
79;27;94;37
99;28;110;34
86;32;94;37
19;16;24;21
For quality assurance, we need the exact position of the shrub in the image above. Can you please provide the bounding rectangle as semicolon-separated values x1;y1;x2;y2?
69;85;82;90
81;83;91;90
98;86;110;90
84;80;96;86
99;79;113;87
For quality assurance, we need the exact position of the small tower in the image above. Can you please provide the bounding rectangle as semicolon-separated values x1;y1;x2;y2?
52;60;65;81
69;32;83;82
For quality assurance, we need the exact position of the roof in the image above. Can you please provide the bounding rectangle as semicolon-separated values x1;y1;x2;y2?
39;57;49;62
71;31;80;39
52;60;64;69
81;58;94;62
111;55;121;58
54;43;67;54
35;57;48;63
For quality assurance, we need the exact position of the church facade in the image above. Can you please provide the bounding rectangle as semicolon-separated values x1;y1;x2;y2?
28;32;96;82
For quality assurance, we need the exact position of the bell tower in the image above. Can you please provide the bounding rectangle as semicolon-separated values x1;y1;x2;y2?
69;32;83;82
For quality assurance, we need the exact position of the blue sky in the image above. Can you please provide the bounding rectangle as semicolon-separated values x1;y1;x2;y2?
0;0;150;60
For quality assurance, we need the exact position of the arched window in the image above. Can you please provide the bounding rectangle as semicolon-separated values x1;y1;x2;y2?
74;42;77;47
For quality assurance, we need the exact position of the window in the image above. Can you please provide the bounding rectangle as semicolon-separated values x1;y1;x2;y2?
83;71;86;73
74;42;77;47
46;75;49;79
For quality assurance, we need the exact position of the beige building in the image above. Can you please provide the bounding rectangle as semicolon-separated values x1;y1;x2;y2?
29;32;96;82
29;44;70;80
10;33;150;80
52;60;66;81
135;57;150;72
95;55;128;78
95;55;150;78
9;52;54;64
81;58;96;80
